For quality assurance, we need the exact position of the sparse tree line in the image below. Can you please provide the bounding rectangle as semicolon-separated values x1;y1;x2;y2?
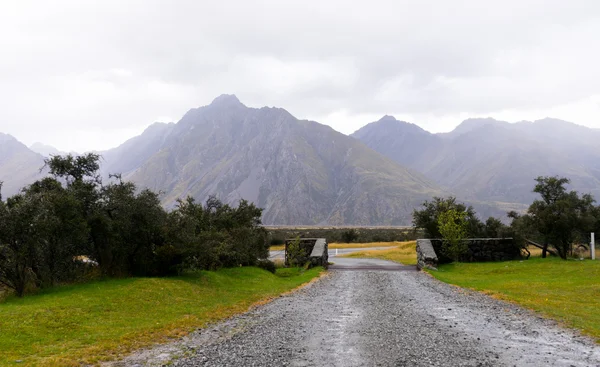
413;176;600;261
0;154;268;297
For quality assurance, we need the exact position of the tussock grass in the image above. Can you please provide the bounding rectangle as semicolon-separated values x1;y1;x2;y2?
339;241;417;265
270;241;401;251
0;267;323;366
429;258;600;341
525;245;600;259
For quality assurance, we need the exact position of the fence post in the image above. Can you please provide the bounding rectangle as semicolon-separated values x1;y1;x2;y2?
592;233;595;260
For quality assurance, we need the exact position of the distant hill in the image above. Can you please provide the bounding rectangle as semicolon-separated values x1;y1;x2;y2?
352;116;600;205
0;134;45;198
100;122;175;179
29;142;63;157
102;95;445;225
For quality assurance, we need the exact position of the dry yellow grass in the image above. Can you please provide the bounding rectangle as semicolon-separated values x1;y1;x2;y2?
270;241;401;251
525;245;600;259
339;241;417;265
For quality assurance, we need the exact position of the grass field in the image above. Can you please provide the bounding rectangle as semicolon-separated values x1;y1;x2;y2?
269;241;401;251
429;258;600;341
0;267;323;366
339;241;417;265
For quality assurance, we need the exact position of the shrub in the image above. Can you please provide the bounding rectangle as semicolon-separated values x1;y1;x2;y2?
286;237;307;267
269;237;285;246
256;259;276;274
341;229;359;243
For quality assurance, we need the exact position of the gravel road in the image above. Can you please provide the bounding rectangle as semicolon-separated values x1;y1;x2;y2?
112;258;600;367
268;247;393;260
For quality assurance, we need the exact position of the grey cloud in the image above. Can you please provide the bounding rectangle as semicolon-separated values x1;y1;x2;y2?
1;0;600;150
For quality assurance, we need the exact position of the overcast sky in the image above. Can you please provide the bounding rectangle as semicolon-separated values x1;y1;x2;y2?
1;0;600;152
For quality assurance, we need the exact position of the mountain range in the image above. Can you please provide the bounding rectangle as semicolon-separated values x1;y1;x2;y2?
353;116;600;205
1;95;599;225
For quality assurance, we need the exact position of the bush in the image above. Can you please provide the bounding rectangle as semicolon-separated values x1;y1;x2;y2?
269;237;285;246
286;237;307;267
341;229;359;243
256;259;276;274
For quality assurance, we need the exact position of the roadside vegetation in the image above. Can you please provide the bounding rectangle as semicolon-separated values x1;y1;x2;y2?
429;258;600;341
0;266;323;366
340;241;417;265
413;176;600;262
411;176;600;341
0;154;269;298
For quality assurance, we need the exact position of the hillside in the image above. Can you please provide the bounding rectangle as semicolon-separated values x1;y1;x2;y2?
353;116;600;205
110;95;444;225
0;133;45;198
100;122;175;179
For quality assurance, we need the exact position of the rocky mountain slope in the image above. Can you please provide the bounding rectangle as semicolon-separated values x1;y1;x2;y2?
0;133;45;198
104;95;444;225
100;122;175;179
353;116;600;205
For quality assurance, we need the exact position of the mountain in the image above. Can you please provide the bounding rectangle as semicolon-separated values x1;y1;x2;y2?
0;134;45;198
30;142;63;157
352;116;600;206
100;122;175;178
112;95;445;225
351;115;443;171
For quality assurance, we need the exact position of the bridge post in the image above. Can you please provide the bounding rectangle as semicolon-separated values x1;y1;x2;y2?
592;233;595;260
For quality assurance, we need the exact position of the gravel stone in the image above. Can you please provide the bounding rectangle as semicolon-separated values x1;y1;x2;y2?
110;259;600;367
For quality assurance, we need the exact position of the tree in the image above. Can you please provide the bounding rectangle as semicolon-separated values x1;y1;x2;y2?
482;217;508;238
437;208;469;261
44;153;101;185
0;194;46;296
527;176;593;259
24;178;89;286
413;197;481;238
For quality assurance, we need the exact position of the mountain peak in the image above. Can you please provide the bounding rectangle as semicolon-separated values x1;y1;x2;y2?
378;115;397;122
210;94;243;107
0;132;17;143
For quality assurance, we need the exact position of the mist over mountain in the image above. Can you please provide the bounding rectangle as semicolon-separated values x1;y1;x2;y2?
353;116;600;205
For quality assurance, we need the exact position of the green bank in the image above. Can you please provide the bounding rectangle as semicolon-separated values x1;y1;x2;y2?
429;258;600;341
0;267;322;366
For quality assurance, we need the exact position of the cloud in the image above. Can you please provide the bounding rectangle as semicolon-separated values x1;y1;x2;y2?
1;0;599;150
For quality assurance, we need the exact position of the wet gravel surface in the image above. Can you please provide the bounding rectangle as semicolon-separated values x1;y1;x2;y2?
113;259;600;367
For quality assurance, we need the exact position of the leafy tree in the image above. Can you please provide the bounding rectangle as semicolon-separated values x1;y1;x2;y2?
24;178;89;286
482;217;509;238
437;208;469;261
44;153;101;185
0;194;46;296
526;176;593;259
413;197;481;238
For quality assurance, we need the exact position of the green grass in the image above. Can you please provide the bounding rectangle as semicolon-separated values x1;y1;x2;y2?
429;258;600;341
0;266;323;366
339;241;417;265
